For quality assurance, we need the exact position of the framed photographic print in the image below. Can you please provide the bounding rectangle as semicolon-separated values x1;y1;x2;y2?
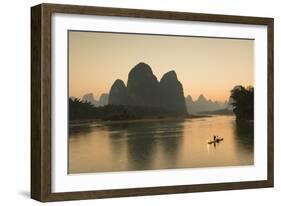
31;3;274;202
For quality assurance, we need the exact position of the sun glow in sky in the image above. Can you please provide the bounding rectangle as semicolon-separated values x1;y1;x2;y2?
69;31;253;102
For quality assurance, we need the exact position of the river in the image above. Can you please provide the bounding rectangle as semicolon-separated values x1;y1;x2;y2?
68;115;253;174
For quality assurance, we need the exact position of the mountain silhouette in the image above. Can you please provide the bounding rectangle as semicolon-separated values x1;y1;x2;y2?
185;95;193;103
108;62;187;115
108;79;129;105
159;70;187;114
99;93;109;106
127;62;160;107
197;94;208;103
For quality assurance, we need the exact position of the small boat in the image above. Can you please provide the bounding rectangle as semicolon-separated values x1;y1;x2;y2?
208;138;224;144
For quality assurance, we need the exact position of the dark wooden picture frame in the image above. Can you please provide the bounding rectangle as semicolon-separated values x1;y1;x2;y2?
31;3;274;202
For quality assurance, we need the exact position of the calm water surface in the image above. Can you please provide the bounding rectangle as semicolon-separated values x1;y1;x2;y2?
68;115;253;174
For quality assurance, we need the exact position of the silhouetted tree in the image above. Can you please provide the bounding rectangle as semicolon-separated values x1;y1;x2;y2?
69;98;96;120
230;85;254;121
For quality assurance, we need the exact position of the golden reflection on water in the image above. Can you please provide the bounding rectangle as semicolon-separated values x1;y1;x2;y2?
68;115;253;174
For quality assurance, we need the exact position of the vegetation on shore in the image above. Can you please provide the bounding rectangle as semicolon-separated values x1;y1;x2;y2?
69;98;188;121
230;85;254;121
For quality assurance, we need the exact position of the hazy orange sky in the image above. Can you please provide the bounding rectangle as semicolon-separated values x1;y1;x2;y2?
69;31;253;102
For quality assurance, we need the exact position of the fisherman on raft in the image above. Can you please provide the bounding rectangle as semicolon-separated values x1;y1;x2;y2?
213;135;219;141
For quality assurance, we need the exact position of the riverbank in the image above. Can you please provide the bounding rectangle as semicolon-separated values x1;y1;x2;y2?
69;114;212;126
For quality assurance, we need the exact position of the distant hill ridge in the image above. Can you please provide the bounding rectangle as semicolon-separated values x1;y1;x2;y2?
81;93;109;107
185;94;231;114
